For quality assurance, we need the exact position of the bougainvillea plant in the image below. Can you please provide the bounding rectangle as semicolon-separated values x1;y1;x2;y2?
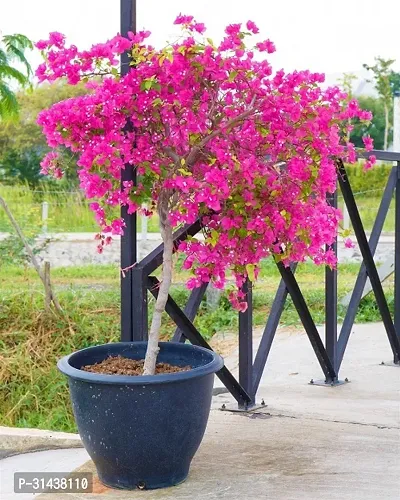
36;16;374;375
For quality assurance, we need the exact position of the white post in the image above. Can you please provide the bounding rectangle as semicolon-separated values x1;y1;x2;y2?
393;91;400;153
41;201;49;234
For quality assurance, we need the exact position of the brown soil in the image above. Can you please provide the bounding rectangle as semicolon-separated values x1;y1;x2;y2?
81;355;191;376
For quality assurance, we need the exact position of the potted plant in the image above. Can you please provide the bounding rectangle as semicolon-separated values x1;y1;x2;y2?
36;16;373;490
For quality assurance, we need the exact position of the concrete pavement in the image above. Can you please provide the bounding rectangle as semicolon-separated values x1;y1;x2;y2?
0;231;395;266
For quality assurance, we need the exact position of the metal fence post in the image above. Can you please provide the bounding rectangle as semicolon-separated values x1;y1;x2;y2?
325;190;338;378
395;161;400;362
239;279;254;406
120;0;137;341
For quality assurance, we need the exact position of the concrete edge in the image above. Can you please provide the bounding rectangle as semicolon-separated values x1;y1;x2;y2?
0;426;82;459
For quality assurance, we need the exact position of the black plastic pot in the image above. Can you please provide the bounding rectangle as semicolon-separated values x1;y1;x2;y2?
58;341;223;490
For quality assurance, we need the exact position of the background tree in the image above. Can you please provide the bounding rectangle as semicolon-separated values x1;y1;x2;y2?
0;82;87;187
363;57;395;150
0;148;45;187
389;71;400;94
0;33;32;119
338;73;357;141
350;95;392;150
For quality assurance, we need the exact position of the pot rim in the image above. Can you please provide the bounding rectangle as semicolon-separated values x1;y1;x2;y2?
58;341;224;385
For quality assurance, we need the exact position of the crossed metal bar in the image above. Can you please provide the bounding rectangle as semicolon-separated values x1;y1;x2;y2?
121;151;400;408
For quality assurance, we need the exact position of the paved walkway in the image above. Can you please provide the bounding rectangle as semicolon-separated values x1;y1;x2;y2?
0;323;399;499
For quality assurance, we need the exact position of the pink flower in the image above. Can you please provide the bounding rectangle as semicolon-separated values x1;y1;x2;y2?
364;155;376;171
48;32;65;48
192;23;206;34
344;238;355;249
256;39;276;53
362;135;373;151
35;17;372;310
174;14;194;25
110;218;126;236
110;35;132;54
237;301;248;313
225;24;241;36
53;168;63;179
359;110;372;121
246;21;259;34
36;39;48;50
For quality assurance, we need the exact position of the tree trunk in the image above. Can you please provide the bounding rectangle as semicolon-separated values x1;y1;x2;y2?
384;102;389;151
143;195;174;375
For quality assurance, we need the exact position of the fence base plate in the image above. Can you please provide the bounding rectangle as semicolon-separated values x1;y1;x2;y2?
309;378;349;387
220;402;267;413
379;361;400;367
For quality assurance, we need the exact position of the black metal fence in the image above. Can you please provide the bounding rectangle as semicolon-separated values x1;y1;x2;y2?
119;0;399;409
120;149;399;409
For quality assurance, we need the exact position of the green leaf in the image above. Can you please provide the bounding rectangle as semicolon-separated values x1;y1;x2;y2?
206;38;216;48
246;264;256;282
210;230;219;246
228;70;238;83
177;168;192;177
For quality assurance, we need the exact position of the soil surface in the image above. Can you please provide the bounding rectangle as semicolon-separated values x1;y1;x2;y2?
81;355;191;376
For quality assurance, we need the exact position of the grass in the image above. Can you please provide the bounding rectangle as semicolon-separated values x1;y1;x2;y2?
0;184;160;233
337;191;396;234
0;183;396;234
0;259;394;432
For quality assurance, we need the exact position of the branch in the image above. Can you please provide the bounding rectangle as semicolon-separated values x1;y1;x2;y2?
186;95;257;166
161;146;181;165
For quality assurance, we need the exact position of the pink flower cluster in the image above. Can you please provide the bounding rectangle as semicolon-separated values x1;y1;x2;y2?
36;16;372;310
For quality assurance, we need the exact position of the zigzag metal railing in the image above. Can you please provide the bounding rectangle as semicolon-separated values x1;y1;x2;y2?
120;150;400;408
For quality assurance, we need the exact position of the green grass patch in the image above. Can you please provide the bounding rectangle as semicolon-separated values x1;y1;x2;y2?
0;181;396;234
0;184;160;233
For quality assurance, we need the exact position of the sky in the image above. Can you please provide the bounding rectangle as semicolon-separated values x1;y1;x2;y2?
1;0;400;91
